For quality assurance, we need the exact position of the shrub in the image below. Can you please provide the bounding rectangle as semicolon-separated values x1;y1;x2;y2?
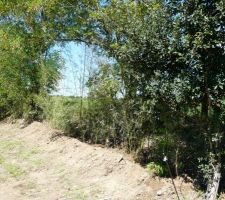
42;96;82;136
147;162;165;177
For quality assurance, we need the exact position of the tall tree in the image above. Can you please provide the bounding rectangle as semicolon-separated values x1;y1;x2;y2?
177;1;225;199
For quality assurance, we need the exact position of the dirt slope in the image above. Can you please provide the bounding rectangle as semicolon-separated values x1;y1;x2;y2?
0;121;202;200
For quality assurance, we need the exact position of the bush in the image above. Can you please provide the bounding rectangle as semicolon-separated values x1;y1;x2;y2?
147;162;165;177
42;96;83;137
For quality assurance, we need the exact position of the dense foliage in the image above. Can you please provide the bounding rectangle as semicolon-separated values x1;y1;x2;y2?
0;1;65;119
0;0;225;196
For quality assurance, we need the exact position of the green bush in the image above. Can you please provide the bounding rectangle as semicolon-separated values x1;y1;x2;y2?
147;162;165;177
42;96;83;136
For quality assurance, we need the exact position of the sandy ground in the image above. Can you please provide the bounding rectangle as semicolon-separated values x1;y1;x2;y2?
0;121;203;200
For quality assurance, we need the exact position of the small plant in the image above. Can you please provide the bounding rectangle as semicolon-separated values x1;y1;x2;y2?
4;163;24;178
25;181;36;190
0;155;5;164
65;189;87;200
147;162;164;177
43;96;82;136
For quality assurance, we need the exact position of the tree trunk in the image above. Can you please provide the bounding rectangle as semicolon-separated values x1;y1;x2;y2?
205;164;221;200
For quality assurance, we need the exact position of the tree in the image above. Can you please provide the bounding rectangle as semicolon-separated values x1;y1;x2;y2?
83;1;225;196
176;1;225;199
0;2;64;118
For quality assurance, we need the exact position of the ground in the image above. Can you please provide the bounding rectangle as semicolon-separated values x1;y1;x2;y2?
0;121;203;200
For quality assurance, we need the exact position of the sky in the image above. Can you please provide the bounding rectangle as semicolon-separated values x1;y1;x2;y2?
52;42;95;97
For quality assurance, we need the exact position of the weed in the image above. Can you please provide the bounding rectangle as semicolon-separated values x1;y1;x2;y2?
65;189;87;200
0;155;5;164
25;181;37;190
0;140;23;151
0;174;7;183
18;147;41;160
0;153;24;179
30;158;44;167
147;162;165;177
4;163;24;178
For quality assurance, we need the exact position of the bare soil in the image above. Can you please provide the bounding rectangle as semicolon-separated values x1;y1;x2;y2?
0;121;203;200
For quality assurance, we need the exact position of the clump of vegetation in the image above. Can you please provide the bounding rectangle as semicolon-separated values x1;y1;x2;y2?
0;155;24;179
43;96;82;136
4;163;25;178
147;162;165;177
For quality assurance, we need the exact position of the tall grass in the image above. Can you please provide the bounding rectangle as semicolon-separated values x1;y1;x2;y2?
43;96;84;136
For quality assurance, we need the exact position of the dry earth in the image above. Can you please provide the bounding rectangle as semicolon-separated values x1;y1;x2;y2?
0;121;203;200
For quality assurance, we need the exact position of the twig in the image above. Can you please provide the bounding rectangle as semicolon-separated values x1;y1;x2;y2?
163;156;180;200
